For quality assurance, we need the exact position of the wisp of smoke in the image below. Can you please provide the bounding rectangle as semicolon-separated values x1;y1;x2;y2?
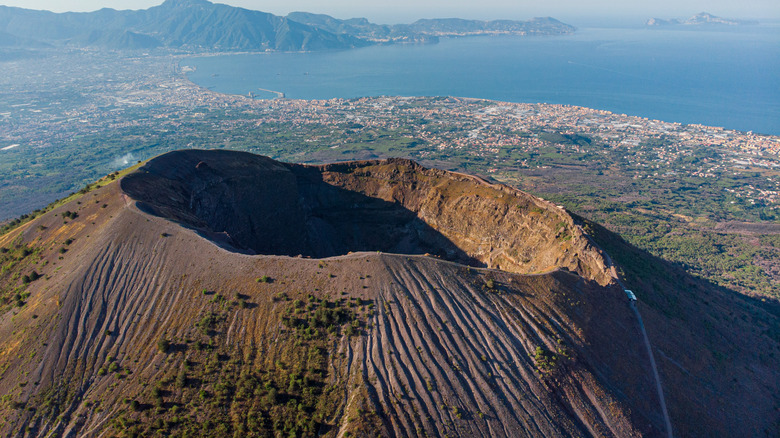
111;153;138;169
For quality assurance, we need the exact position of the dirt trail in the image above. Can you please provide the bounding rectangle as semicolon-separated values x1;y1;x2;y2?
599;247;672;437
632;302;674;438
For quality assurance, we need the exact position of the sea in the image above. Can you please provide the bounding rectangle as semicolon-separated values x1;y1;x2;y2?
186;25;780;135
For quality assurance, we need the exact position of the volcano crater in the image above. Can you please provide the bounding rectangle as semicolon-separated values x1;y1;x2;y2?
121;149;611;283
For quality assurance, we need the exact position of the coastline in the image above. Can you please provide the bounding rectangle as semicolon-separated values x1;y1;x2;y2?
180;28;780;136
179;63;285;102
178;60;778;144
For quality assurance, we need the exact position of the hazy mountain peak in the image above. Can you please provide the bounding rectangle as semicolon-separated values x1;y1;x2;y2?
646;12;758;26
0;1;574;51
160;0;212;7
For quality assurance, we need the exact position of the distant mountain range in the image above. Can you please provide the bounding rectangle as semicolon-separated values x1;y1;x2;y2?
0;0;575;51
287;12;574;43
646;12;758;27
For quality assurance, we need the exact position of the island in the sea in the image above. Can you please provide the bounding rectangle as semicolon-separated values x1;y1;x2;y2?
646;12;758;27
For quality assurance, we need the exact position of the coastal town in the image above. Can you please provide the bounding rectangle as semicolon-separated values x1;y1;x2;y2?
1;49;779;298
0;51;780;217
2;52;778;212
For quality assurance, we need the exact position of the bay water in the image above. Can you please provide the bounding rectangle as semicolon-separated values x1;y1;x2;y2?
187;26;780;135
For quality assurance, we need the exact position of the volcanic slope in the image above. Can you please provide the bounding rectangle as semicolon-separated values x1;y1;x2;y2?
0;150;776;437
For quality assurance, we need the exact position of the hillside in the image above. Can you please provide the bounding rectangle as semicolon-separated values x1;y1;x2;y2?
0;0;573;51
0;0;367;51
0;150;777;437
286;13;574;43
403;17;575;36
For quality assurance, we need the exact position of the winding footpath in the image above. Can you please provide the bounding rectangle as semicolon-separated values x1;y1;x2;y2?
631;300;674;438
598;248;673;437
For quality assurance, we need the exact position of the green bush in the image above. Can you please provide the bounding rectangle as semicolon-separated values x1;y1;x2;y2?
176;369;187;388
157;338;170;354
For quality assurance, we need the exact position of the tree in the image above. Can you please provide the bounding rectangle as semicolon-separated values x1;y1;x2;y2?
157;338;170;353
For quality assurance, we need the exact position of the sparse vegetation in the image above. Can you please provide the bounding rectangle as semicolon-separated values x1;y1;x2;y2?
105;291;367;437
196;312;222;336
533;346;559;374
0;242;40;313
21;271;40;284
61;210;78;221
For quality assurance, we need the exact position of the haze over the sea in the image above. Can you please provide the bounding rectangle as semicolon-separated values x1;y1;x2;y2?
1;0;778;24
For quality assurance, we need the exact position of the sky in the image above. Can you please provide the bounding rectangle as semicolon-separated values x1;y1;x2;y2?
0;0;777;25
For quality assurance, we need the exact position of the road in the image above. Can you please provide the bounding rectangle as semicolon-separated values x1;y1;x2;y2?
631;300;674;438
597;247;673;437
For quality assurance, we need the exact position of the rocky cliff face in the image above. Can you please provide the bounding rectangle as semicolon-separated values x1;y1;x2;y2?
315;159;613;284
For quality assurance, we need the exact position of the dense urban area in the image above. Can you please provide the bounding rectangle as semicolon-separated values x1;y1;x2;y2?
1;49;779;298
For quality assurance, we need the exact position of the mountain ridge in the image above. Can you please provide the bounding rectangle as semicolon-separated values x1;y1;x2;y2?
0;0;574;51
